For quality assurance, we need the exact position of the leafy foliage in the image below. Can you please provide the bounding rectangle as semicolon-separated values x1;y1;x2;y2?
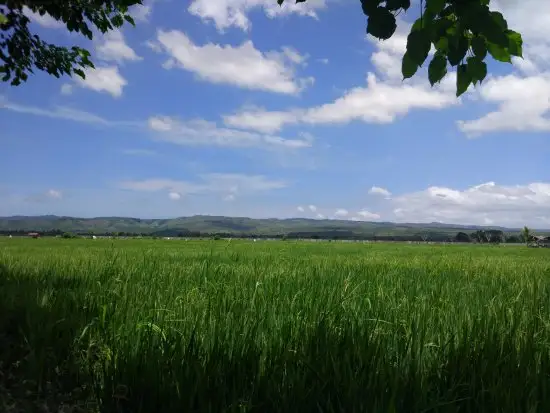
278;0;523;97
0;0;142;86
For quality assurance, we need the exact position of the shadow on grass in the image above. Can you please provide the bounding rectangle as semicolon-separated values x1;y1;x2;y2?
1;263;550;413
0;263;98;412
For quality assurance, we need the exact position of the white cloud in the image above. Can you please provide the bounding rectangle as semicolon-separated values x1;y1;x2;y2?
22;7;65;29
222;21;457;134
456;0;550;136
368;186;392;198
457;73;550;136
308;205;317;212
297;206;305;212
224;194;236;202
168;191;181;201
356;210;381;220
147;116;313;150
1;99;312;151
60;83;73;95
74;66;127;98
47;189;62;199
391;181;550;228
95;30;142;64
130;0;155;22
120;174;287;198
318;58;329;65
152;30;310;94
334;208;348;217
224;73;457;133
24;189;63;203
188;0;327;31
316;213;325;219
224;108;299;134
1;97;115;125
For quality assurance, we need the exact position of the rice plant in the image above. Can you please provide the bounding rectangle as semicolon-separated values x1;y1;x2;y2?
1;238;549;412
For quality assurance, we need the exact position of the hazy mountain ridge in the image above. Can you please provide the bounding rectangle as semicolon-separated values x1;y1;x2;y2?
1;215;546;237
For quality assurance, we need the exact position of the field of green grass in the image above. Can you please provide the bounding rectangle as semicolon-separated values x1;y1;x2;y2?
1;238;549;412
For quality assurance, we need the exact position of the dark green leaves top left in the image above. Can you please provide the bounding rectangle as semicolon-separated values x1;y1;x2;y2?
366;7;397;40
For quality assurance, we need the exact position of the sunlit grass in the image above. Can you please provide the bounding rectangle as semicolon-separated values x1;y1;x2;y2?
1;238;549;412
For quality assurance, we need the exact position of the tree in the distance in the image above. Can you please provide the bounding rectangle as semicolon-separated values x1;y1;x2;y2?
521;226;531;246
0;0;142;85
278;0;523;97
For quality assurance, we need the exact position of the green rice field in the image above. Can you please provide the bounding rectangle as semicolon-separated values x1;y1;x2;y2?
1;238;550;412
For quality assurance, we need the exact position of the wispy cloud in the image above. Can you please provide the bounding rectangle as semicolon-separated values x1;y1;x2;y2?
119;173;287;202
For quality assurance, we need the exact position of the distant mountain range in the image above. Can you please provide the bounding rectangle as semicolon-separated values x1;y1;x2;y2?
1;215;547;239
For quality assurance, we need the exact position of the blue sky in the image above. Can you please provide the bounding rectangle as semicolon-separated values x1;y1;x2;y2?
1;0;549;227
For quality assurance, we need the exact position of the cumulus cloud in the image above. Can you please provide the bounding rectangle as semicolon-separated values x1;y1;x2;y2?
308;205;317;212
356;210;381;220
369;186;392;198
457;73;550;136
74;66;128;98
457;0;550;136
188;0;327;31
151;30;311;94
391;181;550;228
297;206;305;212
47;189;62;199
222;19;457;134
95;30;142;64
334;208;349;217
168;191;181;201
316;213;326;219
147;116;313;150
129;0;155;22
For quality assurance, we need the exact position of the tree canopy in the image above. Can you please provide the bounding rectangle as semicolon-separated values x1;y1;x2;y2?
0;0;142;85
2;0;523;95
278;0;523;97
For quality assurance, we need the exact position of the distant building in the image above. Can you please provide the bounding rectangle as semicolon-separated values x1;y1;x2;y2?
28;232;40;239
529;235;550;248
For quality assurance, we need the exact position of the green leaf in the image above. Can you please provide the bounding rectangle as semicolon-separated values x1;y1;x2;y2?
434;36;448;52
456;63;472;97
124;15;136;26
471;36;487;59
466;56;487;84
73;68;85;79
411;11;435;33
402;51;419;79
0;13;8;25
406;28;431;66
386;0;410;11
366;7;397;40
428;52;447;86
361;0;382;16
447;34;468;66
111;15;124;28
487;41;511;63
490;11;508;31
506;30;523;58
426;0;445;14
481;11;509;47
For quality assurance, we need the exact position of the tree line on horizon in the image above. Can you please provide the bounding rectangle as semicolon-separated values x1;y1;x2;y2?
0;228;534;244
